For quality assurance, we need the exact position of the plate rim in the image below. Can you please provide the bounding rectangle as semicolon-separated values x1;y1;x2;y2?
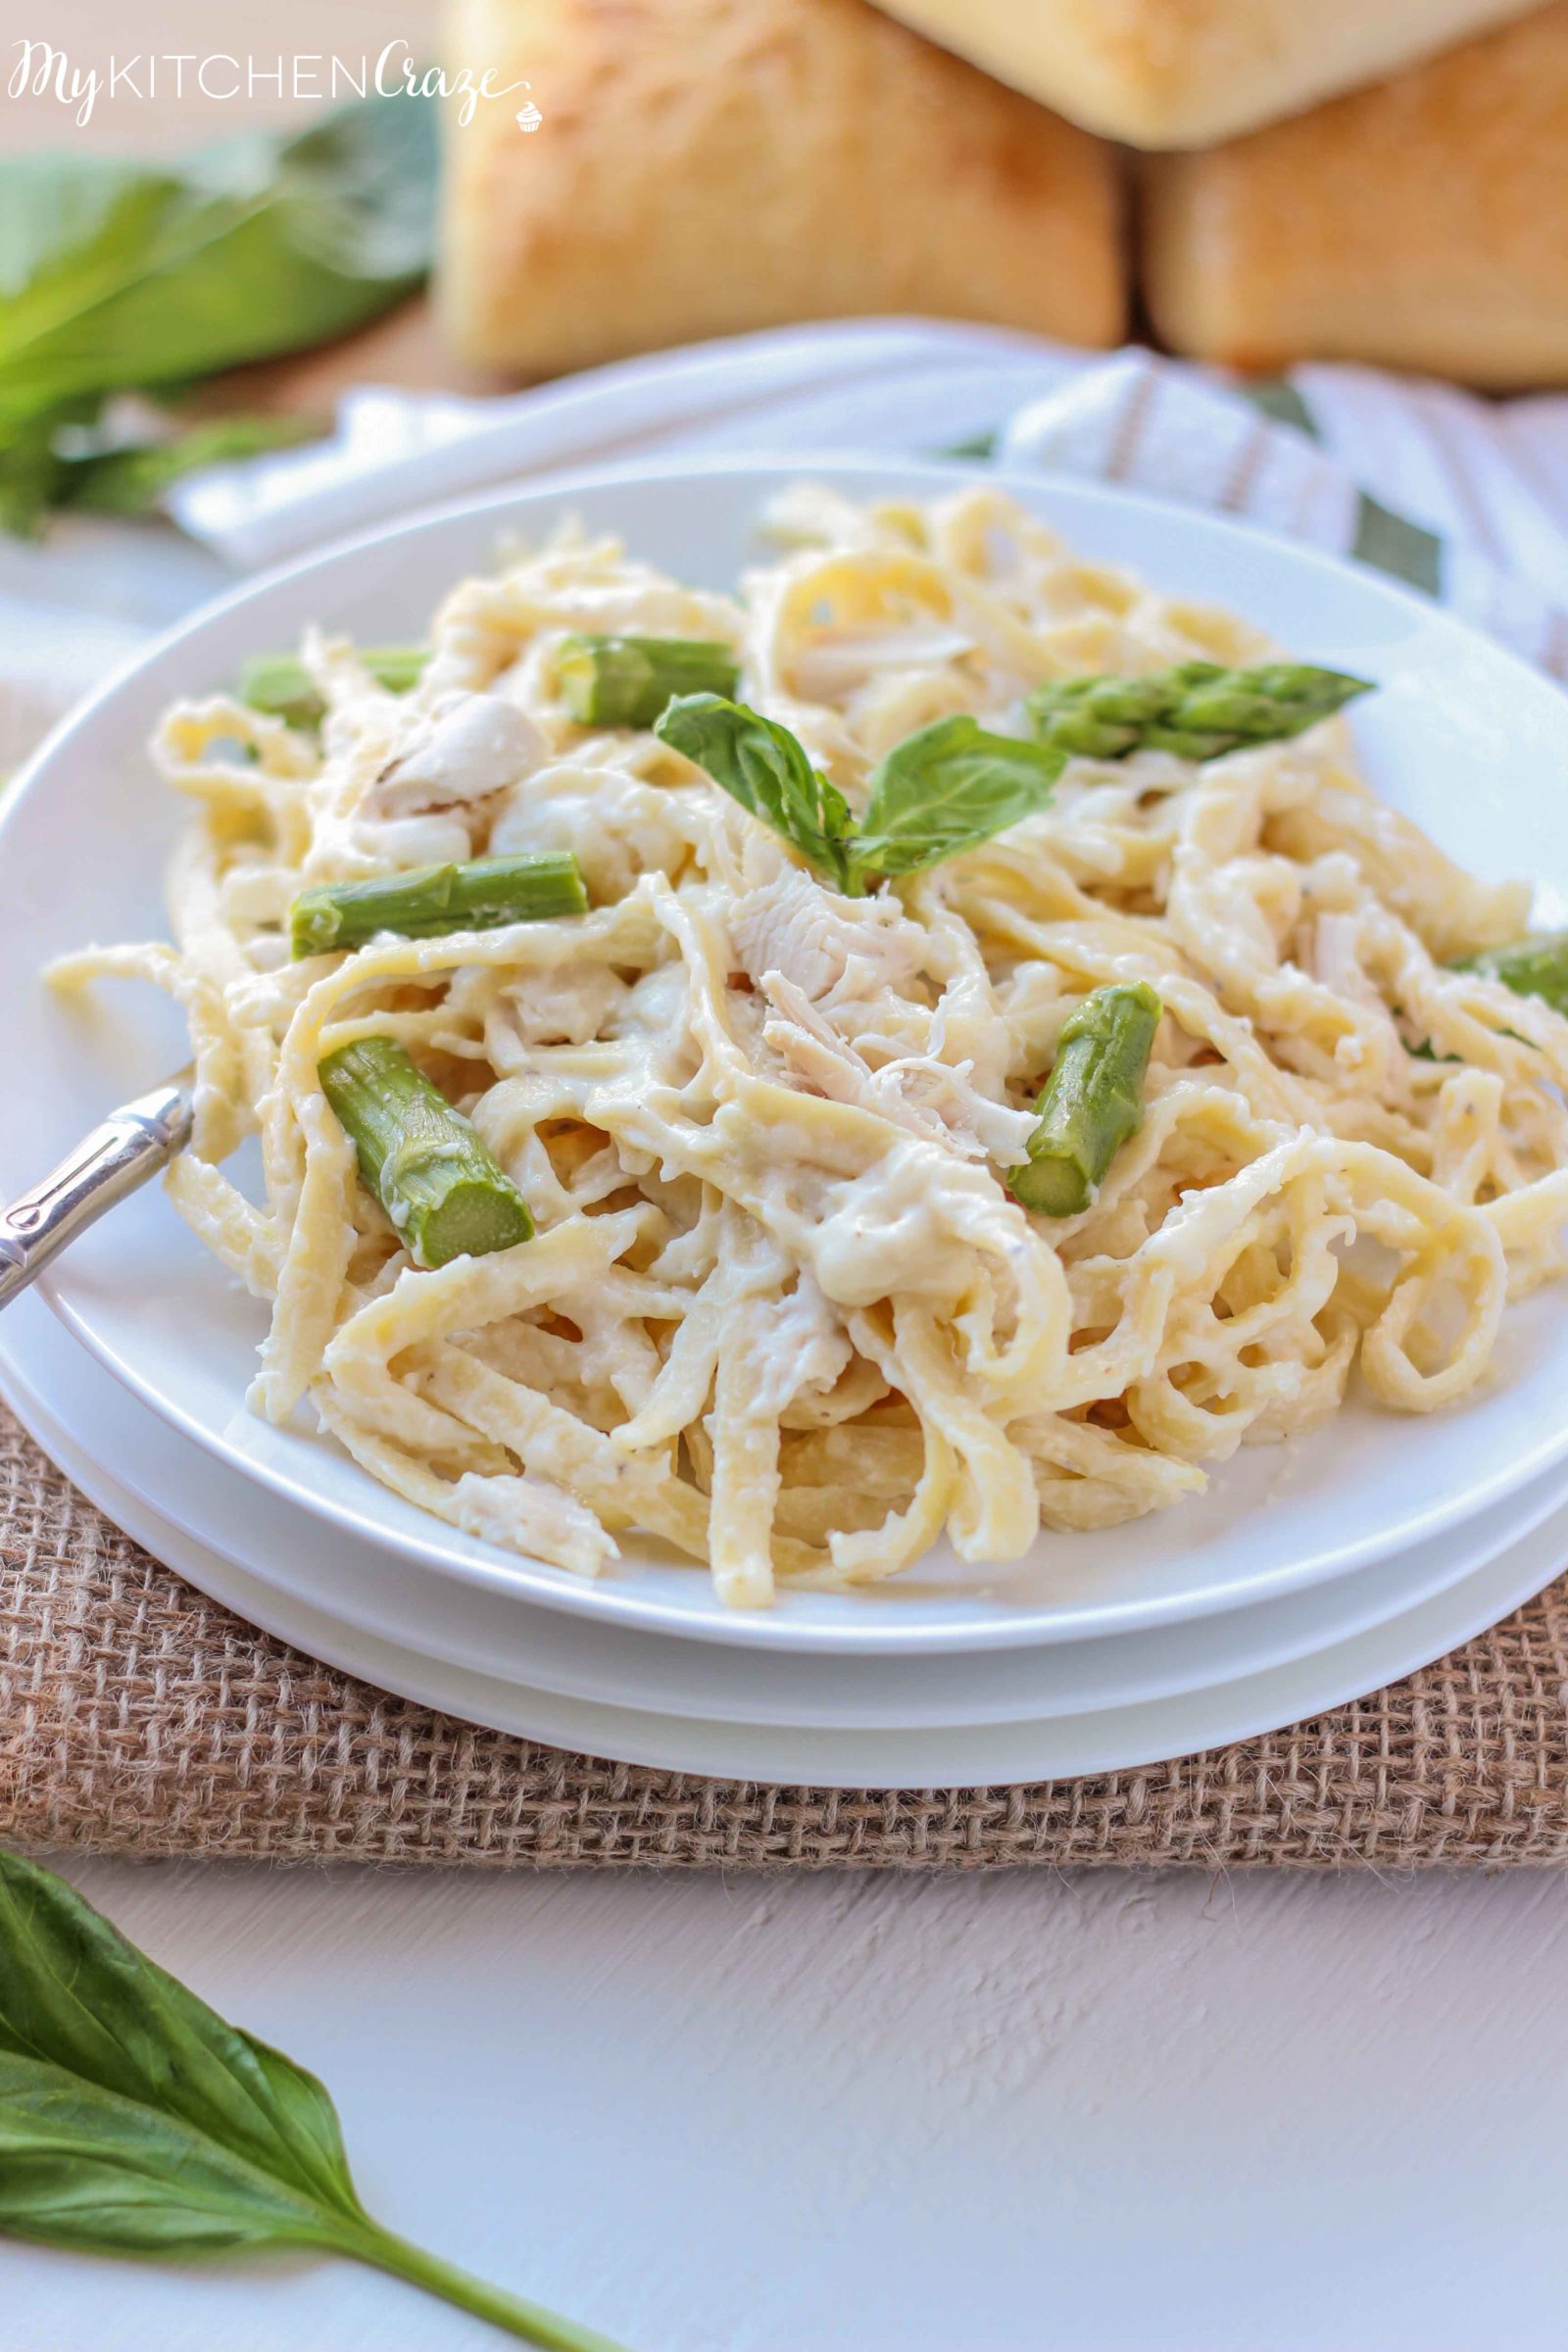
7;1300;1564;1788
8;450;1568;1656
11;1289;1565;1730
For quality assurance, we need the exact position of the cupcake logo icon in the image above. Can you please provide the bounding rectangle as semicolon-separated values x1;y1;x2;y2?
515;94;542;131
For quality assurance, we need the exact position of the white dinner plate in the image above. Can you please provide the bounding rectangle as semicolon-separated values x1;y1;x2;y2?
5;1292;1567;1748
5;1298;1565;1786
6;457;1568;1659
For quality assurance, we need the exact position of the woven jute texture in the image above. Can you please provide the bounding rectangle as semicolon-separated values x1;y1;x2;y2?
5;1402;1568;1868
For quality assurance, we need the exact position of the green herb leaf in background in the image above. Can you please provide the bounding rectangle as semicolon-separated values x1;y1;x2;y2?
849;714;1063;885
0;93;435;532
60;415;320;518
0;412;321;536
0;1847;626;2348
0;407;92;536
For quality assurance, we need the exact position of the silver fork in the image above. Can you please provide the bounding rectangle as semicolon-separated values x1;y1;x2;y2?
0;1072;195;1312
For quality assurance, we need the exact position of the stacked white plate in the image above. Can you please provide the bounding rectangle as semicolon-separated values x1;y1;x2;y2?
6;458;1568;1788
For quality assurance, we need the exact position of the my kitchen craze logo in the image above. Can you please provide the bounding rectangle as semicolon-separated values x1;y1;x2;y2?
8;39;543;129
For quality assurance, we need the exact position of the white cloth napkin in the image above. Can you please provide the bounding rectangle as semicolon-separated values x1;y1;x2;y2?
9;319;1568;768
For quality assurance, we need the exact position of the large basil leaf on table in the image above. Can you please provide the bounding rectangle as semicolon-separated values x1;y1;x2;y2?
0;1847;626;2347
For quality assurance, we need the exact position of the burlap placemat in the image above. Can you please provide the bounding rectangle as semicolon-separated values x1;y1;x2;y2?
4;1400;1568;1867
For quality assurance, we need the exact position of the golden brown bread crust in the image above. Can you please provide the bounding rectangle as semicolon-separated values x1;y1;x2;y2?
438;0;1124;374
1143;3;1568;387
868;0;1541;147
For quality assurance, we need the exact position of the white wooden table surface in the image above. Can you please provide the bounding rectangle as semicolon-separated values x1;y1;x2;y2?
5;1859;1567;2351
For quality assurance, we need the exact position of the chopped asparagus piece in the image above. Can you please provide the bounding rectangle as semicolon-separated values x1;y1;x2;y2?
1450;929;1568;1018
1027;661;1373;763
558;634;739;729
319;1037;532;1269
1008;981;1162;1217
291;852;587;957
239;644;429;731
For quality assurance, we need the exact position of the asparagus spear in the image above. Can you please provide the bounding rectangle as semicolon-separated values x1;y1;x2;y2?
1450;929;1568;1018
558;633;739;728
1007;981;1162;1217
318;1037;533;1269
240;644;429;731
291;852;587;958
1026;661;1373;763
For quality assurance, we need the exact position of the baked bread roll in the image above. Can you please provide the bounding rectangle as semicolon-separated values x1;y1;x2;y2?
439;0;1124;375
1143;2;1568;387
866;0;1541;147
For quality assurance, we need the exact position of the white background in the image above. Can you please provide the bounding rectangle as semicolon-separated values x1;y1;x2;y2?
6;1859;1568;2351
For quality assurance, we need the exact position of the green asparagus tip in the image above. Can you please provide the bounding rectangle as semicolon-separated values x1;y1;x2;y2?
1027;662;1373;763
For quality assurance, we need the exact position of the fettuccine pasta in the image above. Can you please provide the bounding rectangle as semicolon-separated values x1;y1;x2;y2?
53;484;1568;1606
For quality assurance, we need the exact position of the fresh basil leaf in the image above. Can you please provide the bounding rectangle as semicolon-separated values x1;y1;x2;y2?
850;714;1064;884
0;95;435;440
0;416;70;536
656;692;857;891
656;698;1063;897
0;1846;359;2219
0;2053;342;2257
59;414;319;517
0;1849;625;2349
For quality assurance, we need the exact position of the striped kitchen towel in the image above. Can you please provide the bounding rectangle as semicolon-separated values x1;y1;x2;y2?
1000;349;1568;679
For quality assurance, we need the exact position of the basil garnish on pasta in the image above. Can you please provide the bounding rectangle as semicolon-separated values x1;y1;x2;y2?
656;692;859;890
851;714;1065;882
655;694;1062;892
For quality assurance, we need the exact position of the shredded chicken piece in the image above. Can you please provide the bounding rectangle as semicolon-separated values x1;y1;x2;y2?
371;692;546;819
761;973;1036;1162
728;865;927;1009
490;763;699;901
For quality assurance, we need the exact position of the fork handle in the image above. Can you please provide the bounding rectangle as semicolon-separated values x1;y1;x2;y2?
0;1077;195;1312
